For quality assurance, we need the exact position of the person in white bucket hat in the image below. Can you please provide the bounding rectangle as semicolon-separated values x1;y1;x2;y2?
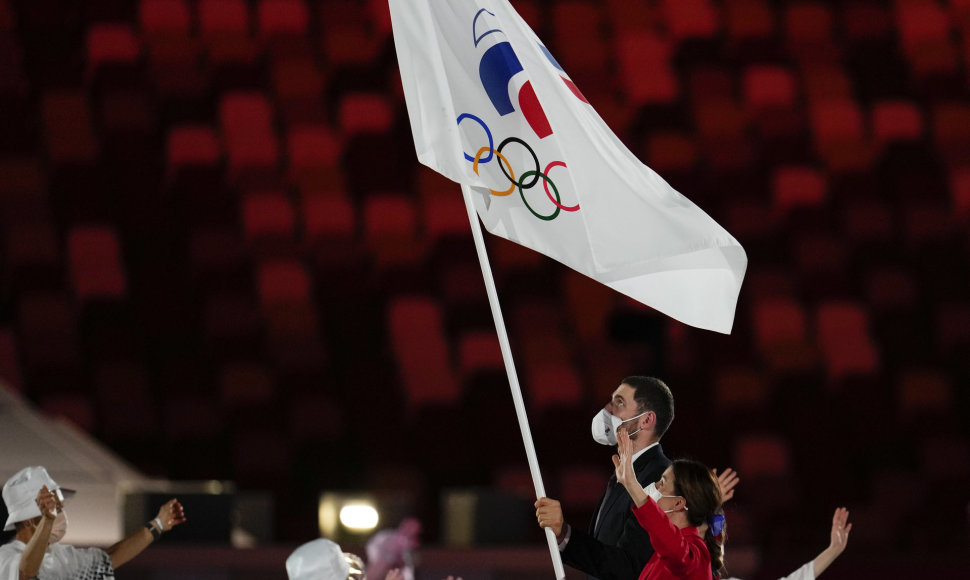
0;466;186;580
285;538;365;580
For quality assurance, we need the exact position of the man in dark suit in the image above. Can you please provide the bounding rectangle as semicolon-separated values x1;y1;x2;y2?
536;376;674;580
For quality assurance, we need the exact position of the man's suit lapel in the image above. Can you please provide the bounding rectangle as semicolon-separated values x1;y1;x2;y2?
591;445;662;538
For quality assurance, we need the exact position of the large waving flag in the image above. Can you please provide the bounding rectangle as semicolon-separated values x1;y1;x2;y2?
389;0;747;333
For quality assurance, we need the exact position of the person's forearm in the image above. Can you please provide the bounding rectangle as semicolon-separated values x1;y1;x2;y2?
20;518;54;578
106;526;154;568
620;480;647;507
812;545;841;577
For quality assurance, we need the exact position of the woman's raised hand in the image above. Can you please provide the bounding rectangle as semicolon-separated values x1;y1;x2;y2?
829;507;852;554
612;430;639;491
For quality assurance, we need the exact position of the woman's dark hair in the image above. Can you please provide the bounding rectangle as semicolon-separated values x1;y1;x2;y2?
671;459;726;577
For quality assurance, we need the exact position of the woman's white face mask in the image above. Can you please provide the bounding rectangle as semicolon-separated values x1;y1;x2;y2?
48;511;68;544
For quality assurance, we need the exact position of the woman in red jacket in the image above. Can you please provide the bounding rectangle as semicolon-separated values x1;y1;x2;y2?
613;429;726;579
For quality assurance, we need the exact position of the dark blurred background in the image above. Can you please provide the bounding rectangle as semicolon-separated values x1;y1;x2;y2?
0;0;968;578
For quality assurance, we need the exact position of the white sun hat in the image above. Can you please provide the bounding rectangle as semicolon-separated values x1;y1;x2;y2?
286;538;365;580
2;466;74;531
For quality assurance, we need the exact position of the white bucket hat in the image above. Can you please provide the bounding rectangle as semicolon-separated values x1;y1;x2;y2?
2;466;74;531
286;539;365;580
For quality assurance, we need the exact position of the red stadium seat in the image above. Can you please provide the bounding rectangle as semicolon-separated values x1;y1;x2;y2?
753;297;809;349
931;104;970;165
139;0;191;35
166;125;222;173
527;362;583;410
337;93;395;136
41;91;99;163
815;301;879;380
809;99;871;171
950;167;970;216
771;166;827;212
198;0;250;37
457;329;504;377
320;25;382;67
605;0;651;34
842;0;892;44
615;32;679;104
724;0;774;44
693;100;752;169
662;0;718;41
256;259;312;305
256;0;309;38
714;368;770;412
387;296;458;408
219;92;280;178
286;124;341;171
784;2;837;61
563;270;614;342
552;1;609;74
67;225;128;300
689;68;734;102
363;194;417;240
871;100;924;144
559;465;607;510
644;132;697;172
895;0;950;51
241;189;296;247
743;66;798;109
272;58;326;124
422;193;468;240
302;192;356;242
86;23;141;72
733;433;792;478
363;194;425;265
802;64;853;102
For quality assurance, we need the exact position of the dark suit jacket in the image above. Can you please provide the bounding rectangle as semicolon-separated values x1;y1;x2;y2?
561;443;671;580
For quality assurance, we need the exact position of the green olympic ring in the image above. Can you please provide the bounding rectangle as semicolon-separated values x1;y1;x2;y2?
517;170;561;221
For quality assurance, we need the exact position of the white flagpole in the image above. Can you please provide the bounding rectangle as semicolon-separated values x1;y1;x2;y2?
459;184;567;580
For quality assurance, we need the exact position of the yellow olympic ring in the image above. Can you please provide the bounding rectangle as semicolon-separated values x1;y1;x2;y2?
472;146;516;197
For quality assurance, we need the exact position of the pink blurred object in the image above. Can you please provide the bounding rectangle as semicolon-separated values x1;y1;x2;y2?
365;518;421;580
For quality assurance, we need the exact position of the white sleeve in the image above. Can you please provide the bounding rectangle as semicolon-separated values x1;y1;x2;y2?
0;544;23;580
778;561;815;580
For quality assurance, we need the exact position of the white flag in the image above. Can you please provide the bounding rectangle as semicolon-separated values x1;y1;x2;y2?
389;0;747;333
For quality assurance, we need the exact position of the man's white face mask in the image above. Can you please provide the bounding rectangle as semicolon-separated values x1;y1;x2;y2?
590;408;646;446
48;511;68;544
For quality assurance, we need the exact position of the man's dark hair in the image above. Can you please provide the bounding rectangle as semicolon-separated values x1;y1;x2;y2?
622;375;674;439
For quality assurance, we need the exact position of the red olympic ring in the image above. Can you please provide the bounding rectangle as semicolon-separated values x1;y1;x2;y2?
472;146;516;196
543;161;580;212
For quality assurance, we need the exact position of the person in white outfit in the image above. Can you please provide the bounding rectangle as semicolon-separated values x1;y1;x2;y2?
0;465;185;580
722;507;852;580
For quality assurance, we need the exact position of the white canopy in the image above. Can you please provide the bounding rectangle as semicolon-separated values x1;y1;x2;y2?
0;381;152;546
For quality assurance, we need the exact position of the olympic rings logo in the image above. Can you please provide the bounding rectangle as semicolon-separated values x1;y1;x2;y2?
458;113;580;221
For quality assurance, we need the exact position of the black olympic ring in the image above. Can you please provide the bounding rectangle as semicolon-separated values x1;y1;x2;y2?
496;137;541;189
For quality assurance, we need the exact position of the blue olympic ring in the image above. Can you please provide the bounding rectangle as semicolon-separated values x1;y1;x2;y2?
457;113;493;163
